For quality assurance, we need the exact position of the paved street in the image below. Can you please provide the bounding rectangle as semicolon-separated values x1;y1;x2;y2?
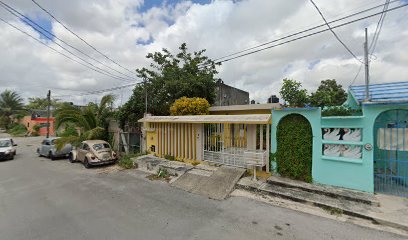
0;135;405;240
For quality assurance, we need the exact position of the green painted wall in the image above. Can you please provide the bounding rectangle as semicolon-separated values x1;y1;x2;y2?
271;103;408;193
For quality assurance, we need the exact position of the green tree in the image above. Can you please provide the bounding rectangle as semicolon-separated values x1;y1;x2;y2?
309;79;347;108
54;94;115;148
117;43;218;127
0;90;25;129
26;97;64;110
279;79;308;107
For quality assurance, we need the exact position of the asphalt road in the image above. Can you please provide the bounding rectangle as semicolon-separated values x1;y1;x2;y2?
0;134;405;240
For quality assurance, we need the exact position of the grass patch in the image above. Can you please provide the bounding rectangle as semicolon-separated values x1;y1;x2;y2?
146;167;171;182
117;155;135;169
8;124;27;137
321;206;343;216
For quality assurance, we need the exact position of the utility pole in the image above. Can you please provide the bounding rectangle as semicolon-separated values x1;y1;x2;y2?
364;27;370;102
46;90;51;138
144;78;148;115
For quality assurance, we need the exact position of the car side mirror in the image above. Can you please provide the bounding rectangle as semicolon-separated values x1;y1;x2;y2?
13;144;17;146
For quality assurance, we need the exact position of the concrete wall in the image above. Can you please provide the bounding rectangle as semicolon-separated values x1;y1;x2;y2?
271;103;408;193
214;81;249;106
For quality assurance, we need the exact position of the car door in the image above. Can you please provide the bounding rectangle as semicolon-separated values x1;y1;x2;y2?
40;140;49;156
77;143;89;161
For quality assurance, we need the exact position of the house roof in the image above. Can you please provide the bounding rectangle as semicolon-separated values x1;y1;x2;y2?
138;114;271;124
349;81;408;104
209;103;281;112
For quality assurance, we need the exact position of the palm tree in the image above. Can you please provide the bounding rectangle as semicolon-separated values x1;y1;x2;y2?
54;94;115;148
0;90;24;129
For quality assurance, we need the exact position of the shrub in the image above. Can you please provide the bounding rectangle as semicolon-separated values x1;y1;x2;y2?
8;124;27;136
157;167;169;178
164;155;175;161
117;155;135;169
322;106;361;117
170;97;210;116
276;114;312;182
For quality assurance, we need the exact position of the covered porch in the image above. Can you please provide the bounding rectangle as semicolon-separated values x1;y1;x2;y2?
138;114;271;171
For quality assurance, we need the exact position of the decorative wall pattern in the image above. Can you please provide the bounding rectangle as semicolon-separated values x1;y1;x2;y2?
322;128;362;159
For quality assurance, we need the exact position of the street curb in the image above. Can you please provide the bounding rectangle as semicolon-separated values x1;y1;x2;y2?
236;182;408;232
267;176;379;207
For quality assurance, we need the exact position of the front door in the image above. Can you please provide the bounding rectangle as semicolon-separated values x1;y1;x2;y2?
374;109;408;196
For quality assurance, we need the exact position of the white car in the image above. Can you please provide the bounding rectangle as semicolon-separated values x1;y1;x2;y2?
37;137;72;160
69;140;117;168
0;138;17;160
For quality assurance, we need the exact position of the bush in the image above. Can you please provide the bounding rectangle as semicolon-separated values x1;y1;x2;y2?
322;106;361;117
8;124;27;136
170;97;210;116
59;125;79;137
164;155;175;161
157;167;169;178
276;114;312;182
117;155;135;169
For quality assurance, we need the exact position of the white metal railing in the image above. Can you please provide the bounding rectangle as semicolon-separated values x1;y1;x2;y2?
203;148;267;168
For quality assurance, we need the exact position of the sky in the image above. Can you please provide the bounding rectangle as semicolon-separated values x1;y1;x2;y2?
0;0;407;106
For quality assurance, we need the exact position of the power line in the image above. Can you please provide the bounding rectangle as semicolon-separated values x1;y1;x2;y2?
208;0;400;64
0;15;134;83
54;82;139;98
0;0;137;81
369;0;390;55
61;2;408;99
309;0;363;64
31;0;135;75
349;0;390;87
204;3;408;66
0;2;134;83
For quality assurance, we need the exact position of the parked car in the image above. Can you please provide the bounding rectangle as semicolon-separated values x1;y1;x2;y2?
0;138;17;160
37;137;72;160
69;140;117;168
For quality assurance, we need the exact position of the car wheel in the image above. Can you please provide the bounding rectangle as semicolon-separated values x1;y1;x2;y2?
37;148;42;157
68;153;75;163
49;151;56;161
84;158;91;169
10;154;14;160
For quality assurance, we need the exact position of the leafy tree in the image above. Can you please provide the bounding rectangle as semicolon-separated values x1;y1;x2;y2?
54;94;115;148
279;79;308;107
0;90;25;129
170;97;210;116
118;43;218;127
309;79;347;108
26;97;64;110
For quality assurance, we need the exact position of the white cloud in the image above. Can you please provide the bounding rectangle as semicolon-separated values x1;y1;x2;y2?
0;0;407;106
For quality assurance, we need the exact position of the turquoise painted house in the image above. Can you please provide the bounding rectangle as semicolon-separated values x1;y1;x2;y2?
271;82;408;196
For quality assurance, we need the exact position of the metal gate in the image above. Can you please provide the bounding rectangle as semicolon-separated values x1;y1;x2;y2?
374;109;408;196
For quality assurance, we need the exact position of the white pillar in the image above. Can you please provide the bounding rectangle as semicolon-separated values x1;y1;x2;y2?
266;124;270;173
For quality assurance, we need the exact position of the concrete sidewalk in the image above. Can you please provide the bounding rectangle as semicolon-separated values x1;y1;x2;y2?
237;176;408;232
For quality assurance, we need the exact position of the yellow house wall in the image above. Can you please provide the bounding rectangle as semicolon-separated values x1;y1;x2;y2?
146;123;158;154
145;122;198;161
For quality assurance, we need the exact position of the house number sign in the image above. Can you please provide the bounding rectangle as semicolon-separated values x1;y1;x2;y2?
364;143;373;151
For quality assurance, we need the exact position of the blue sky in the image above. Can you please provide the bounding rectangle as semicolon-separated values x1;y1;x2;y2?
138;0;211;12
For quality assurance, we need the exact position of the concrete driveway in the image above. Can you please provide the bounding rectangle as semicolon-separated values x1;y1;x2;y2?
0;134;405;240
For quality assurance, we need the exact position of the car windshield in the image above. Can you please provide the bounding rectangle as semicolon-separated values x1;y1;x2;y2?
0;140;11;148
92;143;110;151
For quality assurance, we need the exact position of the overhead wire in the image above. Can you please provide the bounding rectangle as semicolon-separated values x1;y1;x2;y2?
369;0;390;55
198;2;408;69
309;0;363;64
31;0;136;75
0;16;134;83
350;0;390;86
0;1;137;82
207;0;400;64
